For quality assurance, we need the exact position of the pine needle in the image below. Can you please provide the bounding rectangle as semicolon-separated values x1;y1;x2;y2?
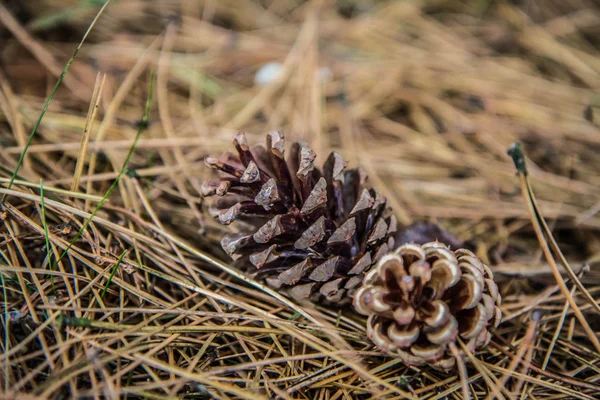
71;72;107;192
508;143;600;352
508;144;600;315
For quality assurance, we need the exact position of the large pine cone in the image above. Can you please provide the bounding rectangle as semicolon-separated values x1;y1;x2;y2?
202;132;397;304
353;242;502;370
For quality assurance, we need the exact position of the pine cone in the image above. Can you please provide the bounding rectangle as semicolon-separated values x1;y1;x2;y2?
353;241;502;370
202;131;397;304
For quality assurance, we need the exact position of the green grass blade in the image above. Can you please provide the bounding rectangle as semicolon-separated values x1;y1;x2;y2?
101;248;128;299
2;0;112;203
39;179;54;293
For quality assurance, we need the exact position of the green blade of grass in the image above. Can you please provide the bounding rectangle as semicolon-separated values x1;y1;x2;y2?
0;165;28;183
39;179;54;293
2;0;112;203
52;71;155;268
101;248;128;299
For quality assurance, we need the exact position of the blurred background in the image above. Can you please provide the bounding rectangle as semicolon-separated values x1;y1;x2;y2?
1;0;600;293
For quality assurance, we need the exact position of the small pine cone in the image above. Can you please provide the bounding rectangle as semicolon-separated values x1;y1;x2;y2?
202;131;397;305
353;241;502;370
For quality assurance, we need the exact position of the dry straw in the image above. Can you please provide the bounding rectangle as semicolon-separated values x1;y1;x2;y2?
0;0;599;399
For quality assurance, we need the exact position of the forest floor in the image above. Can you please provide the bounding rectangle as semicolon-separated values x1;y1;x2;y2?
1;0;600;398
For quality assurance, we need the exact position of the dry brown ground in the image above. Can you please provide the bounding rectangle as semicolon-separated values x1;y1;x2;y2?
1;0;600;398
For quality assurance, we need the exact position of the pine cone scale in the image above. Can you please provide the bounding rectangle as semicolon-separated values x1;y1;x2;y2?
278;259;311;285
300;177;327;215
426;315;458;345
294;216;327;249
347;253;371;275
